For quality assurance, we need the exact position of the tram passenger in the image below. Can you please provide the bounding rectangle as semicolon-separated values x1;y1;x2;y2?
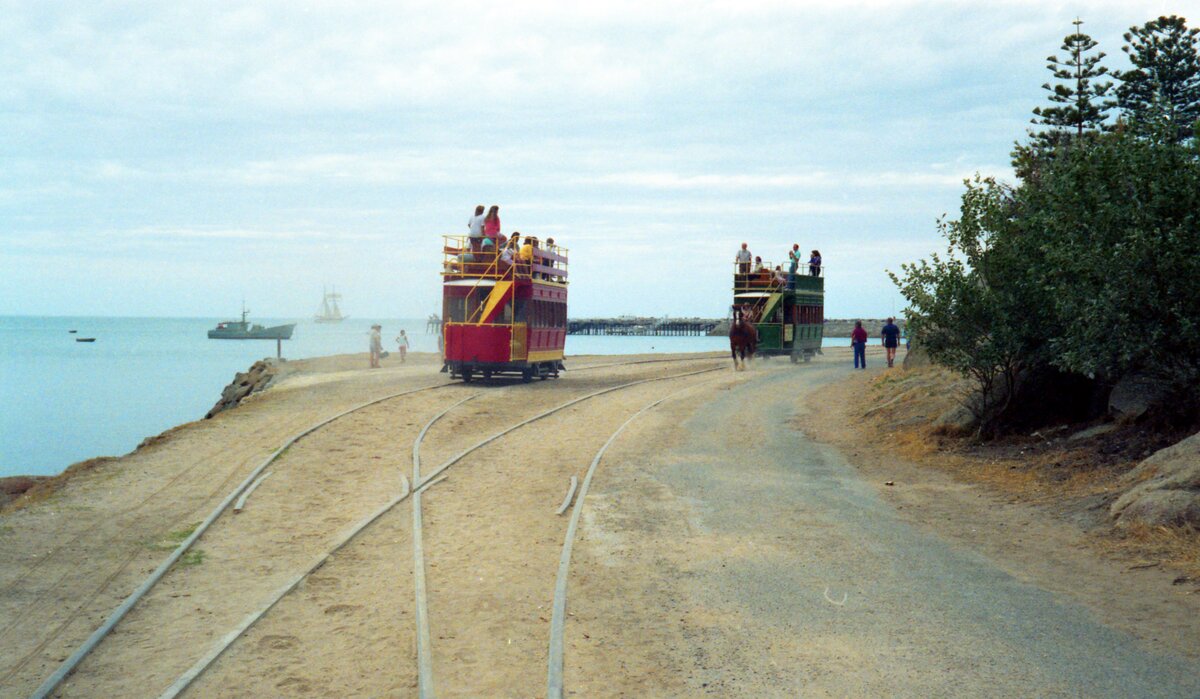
467;205;485;250
773;265;787;286
543;237;557;280
787;244;800;290
809;249;822;276
736;243;752;278
483;205;501;243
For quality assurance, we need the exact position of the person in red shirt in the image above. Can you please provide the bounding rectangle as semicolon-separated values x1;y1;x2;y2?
851;320;868;369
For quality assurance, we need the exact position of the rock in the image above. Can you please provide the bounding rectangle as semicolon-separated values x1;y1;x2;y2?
1108;372;1173;424
1067;423;1118;442
902;342;930;369
206;359;278;419
1111;431;1200;527
932;403;978;435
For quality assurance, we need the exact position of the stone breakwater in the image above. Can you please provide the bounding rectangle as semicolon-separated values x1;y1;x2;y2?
206;359;279;419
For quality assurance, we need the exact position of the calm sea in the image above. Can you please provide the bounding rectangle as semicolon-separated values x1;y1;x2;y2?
0;316;851;478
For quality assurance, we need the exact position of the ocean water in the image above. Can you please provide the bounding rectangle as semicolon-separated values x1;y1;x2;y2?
0;316;851;478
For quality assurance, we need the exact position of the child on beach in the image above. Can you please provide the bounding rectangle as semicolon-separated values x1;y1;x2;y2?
395;329;410;363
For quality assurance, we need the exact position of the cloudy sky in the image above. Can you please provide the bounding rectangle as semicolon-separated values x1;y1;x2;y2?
0;0;1187;319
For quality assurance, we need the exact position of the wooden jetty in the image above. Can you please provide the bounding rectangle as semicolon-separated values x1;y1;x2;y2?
567;317;720;336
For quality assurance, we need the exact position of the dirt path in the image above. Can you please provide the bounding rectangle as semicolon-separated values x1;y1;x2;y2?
4;349;1199;697
566;353;1200;697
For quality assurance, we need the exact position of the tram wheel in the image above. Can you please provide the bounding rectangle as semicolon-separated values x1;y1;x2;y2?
803;352;812;363
790;353;799;364
538;363;549;380
521;368;533;383
482;369;492;380
462;368;473;383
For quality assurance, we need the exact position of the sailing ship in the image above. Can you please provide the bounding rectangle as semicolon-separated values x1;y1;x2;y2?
314;288;348;323
208;306;296;340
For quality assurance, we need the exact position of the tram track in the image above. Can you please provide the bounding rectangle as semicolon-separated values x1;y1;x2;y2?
158;364;721;697
10;355;723;698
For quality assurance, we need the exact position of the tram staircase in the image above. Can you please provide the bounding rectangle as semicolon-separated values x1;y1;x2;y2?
745;284;785;324
465;255;513;326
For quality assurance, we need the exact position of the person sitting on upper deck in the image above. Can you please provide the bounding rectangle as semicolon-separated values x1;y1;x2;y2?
519;236;535;267
543;237;557;280
808;249;822;276
753;256;764;273
467;205;485;250
774;265;787;286
498;238;515;272
483;205;501;243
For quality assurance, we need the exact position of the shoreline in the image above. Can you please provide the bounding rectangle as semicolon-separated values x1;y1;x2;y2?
0;349;726;506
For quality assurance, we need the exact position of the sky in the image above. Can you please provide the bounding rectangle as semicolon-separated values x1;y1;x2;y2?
0;0;1189;320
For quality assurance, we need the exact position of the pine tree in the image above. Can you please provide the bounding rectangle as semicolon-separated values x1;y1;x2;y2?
1116;15;1200;141
1031;18;1115;144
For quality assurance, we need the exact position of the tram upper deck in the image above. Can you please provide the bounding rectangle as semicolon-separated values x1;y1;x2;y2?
442;234;569;285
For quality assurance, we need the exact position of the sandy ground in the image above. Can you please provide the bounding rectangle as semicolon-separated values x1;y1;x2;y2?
2;348;1198;697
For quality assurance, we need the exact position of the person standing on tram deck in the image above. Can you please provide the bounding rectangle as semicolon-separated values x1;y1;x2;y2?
467;205;485;249
808;249;822;276
787;244;800;290
369;324;383;369
736;243;752;276
881;317;901;368
851;320;868;369
483;205;501;243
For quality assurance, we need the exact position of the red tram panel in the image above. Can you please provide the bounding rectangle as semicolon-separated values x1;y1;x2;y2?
441;235;568;383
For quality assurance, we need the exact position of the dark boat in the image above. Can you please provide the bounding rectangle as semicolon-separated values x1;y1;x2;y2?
207;307;296;340
76;338;96;342
68;329;78;333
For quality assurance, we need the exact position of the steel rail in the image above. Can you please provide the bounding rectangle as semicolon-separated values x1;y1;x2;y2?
411;395;478;699
546;379;715;699
407;365;722;697
152;365;719;698
27;382;453;699
26;359;718;698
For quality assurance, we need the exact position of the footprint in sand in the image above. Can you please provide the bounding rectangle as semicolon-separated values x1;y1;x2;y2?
259;634;299;650
276;676;312;692
324;603;362;615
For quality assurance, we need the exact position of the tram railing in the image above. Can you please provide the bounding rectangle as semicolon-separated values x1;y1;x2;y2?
732;260;823;294
442;234;569;285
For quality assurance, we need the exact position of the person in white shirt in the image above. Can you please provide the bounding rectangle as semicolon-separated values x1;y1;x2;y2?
467;205;485;249
735;243;752;276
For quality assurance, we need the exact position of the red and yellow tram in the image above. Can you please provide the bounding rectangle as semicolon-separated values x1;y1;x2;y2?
441;234;568;382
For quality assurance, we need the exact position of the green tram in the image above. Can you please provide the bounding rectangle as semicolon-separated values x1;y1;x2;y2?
731;259;824;362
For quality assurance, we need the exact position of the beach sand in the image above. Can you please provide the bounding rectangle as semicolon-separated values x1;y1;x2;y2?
3;348;1198;697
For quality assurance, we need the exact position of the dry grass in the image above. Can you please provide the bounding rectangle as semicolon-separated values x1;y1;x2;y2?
0;456;119;514
851;365;1200;580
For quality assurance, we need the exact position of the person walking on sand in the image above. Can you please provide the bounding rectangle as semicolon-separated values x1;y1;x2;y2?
851;320;868;369
369;324;383;368
395;329;410;363
881;317;901;368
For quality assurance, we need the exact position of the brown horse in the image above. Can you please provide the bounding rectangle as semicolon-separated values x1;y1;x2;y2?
729;309;758;371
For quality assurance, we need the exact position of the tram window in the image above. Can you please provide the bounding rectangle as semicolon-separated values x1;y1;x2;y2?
444;296;467;323
501;301;513;323
514;298;528;323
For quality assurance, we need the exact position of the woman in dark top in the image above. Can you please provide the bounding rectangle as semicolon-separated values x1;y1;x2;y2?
808;250;822;276
851;320;868;369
